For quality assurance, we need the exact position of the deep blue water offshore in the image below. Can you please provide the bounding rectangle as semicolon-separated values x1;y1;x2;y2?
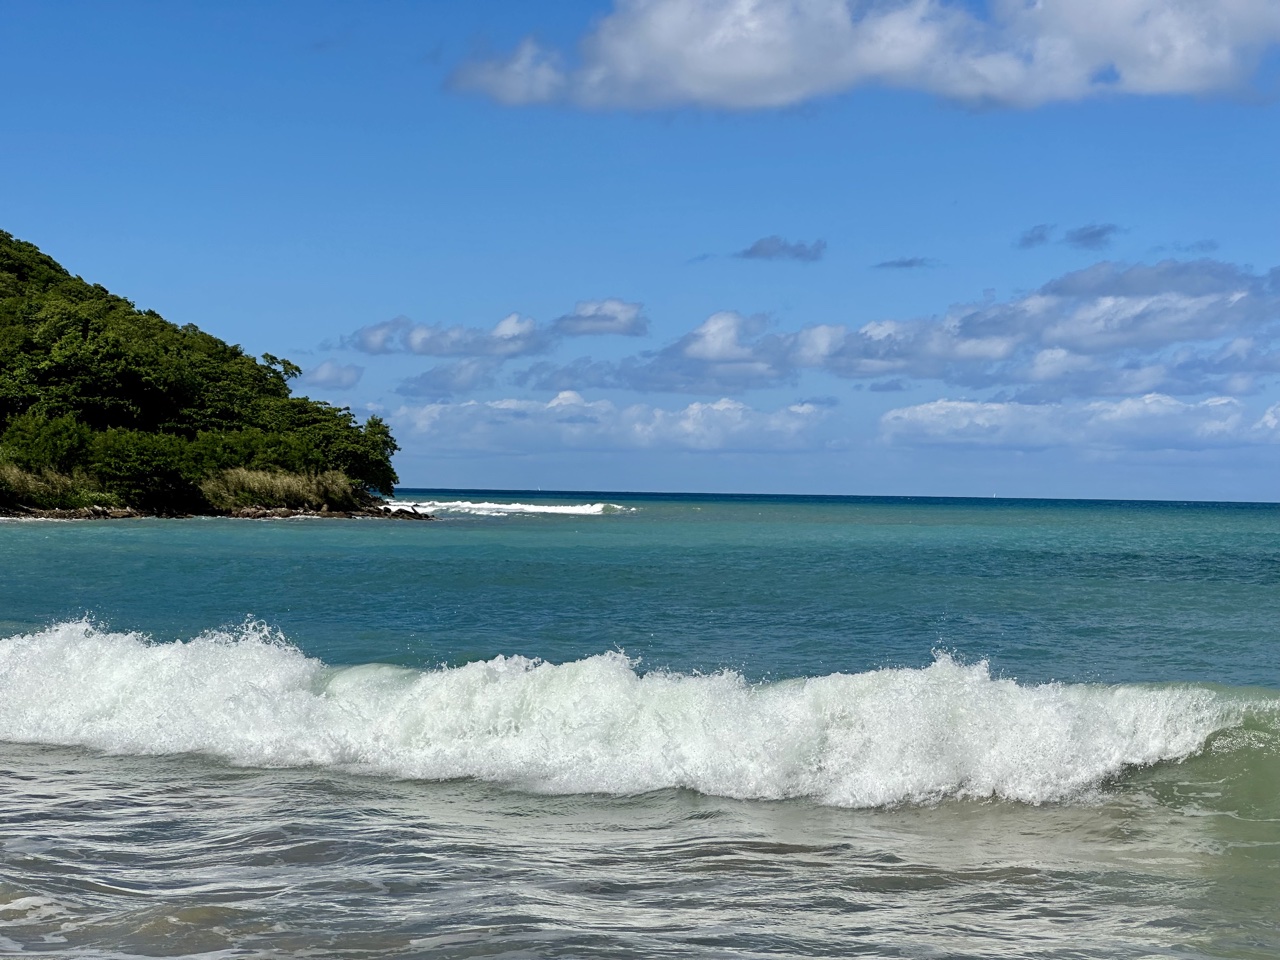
1;491;1278;958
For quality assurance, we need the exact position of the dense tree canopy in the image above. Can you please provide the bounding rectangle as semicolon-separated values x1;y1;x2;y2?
0;229;398;511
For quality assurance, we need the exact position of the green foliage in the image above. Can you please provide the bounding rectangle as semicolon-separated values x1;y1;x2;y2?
89;429;201;513
0;411;90;472
0;229;400;511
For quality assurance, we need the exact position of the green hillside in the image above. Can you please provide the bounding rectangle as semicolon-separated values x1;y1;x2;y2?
0;229;397;513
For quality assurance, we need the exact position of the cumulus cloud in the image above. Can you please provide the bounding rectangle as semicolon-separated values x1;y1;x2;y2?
450;0;1280;110
822;259;1280;399
400;313;553;358
348;316;412;354
301;360;363;390
879;393;1278;450
392;391;826;453
517;311;795;394
347;300;648;362
735;236;827;262
618;311;797;392
551;299;649;336
519;259;1280;399
1063;222;1123;250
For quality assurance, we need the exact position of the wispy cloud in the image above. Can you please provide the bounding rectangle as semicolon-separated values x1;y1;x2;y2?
397;358;504;398
393;391;826;453
450;38;567;105
873;257;936;270
348;316;412;354
1063;223;1123;250
1172;239;1220;254
451;0;1280;110
880;393;1273;451
550;299;648;336
1016;224;1054;249
512;357;621;394
301;360;363;390
735;236;826;263
346;300;648;359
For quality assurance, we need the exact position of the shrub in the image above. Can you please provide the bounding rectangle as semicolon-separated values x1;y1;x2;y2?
199;468;364;512
0;463;122;511
0;412;91;472
88;429;201;513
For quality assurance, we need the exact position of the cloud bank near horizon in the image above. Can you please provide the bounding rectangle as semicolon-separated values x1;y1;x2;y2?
336;255;1280;454
392;391;826;453
880;393;1280;451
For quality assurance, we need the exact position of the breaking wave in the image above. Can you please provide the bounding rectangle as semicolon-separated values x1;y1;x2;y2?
0;621;1264;808
382;499;630;517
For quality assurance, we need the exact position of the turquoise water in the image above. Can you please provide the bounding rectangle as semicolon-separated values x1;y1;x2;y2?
1;492;1278;958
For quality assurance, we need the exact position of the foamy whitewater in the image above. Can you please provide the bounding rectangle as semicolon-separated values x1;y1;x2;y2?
0;621;1244;807
383;498;629;517
2;493;1279;958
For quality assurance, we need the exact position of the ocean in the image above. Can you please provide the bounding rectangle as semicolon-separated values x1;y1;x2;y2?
1;491;1277;958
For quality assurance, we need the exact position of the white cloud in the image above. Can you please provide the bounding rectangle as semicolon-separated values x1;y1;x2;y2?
518;259;1280;399
397;313;553;358
451;38;568;106
302;360;363;389
879;393;1270;450
347;300;648;363
683;311;761;361
451;0;1280;110
348;316;411;354
618;311;793;391
795;261;1278;396
551;299;649;336
392;391;825;452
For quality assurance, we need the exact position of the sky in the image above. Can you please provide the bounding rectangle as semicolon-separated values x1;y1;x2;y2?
3;0;1280;499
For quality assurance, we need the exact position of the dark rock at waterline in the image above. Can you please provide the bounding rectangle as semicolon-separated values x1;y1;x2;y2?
1;504;435;521
225;505;438;520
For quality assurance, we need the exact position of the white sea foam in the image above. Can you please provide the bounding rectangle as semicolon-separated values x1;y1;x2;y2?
381;499;629;517
0;622;1247;807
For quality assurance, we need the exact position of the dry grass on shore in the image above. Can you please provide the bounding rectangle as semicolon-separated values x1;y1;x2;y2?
0;463;121;510
199;468;365;512
1;463;367;514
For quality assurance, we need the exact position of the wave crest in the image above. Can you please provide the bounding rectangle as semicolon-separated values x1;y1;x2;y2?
0;622;1247;807
383;500;629;517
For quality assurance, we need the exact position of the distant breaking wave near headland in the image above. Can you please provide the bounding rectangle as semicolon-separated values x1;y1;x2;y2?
1;621;1267;809
383;498;633;517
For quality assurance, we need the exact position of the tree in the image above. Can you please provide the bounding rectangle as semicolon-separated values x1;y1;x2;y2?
0;229;400;510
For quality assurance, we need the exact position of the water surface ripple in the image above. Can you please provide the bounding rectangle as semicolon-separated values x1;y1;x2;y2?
2;493;1278;957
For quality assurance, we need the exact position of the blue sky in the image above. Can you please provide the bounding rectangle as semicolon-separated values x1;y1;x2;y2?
4;0;1280;498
